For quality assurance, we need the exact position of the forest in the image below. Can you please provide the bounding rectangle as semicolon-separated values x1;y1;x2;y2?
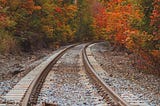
0;0;159;72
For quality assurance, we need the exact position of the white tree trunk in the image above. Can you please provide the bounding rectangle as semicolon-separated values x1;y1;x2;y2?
74;0;77;4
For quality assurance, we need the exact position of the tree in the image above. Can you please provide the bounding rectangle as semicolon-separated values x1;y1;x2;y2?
139;0;154;34
93;0;142;45
75;0;96;41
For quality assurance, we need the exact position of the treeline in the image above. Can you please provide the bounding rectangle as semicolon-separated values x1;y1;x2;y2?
93;0;159;72
0;0;96;53
0;0;159;71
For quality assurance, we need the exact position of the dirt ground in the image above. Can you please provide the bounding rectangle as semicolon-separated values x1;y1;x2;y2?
90;42;160;105
0;49;54;81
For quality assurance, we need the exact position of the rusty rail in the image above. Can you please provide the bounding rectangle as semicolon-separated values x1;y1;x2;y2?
21;45;76;106
82;44;130;106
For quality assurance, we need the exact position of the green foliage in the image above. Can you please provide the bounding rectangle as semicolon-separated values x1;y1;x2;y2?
75;0;96;41
0;30;17;53
138;0;154;34
0;0;159;62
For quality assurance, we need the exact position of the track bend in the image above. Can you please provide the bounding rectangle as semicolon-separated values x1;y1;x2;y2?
0;43;148;106
37;44;114;106
85;43;150;106
0;45;75;106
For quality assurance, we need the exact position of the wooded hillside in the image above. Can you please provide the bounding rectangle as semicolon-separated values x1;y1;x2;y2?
0;0;159;72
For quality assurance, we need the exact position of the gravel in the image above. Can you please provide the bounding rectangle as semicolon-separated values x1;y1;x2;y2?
90;42;160;106
0;49;56;103
37;44;114;106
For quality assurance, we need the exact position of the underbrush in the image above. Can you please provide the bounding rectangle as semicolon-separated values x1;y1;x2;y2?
129;53;160;77
0;30;17;54
108;41;160;77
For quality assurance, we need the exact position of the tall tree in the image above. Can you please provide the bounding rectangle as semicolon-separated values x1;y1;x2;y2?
75;0;96;41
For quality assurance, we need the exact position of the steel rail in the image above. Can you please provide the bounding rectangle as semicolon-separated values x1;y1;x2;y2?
82;44;130;106
21;44;76;106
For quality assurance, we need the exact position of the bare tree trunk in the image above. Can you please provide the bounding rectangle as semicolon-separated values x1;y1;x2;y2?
74;0;77;4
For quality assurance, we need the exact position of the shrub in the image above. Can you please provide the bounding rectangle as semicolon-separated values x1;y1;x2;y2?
0;30;17;54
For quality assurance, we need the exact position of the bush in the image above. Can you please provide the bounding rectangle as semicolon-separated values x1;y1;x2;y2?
126;31;160;74
0;30;17;54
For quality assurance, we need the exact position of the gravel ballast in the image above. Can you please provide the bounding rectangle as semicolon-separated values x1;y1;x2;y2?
0;49;57;103
90;42;160;106
37;44;113;105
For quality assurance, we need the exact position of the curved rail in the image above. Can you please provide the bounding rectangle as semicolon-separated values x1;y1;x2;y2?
2;43;134;106
82;44;130;106
22;45;76;106
2;45;76;106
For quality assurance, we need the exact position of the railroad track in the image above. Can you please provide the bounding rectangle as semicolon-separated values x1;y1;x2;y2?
36;44;113;106
0;43;149;106
84;43;150;106
82;44;129;106
1;45;76;106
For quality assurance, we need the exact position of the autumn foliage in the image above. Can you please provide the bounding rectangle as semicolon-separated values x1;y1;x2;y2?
93;0;142;44
0;0;159;72
93;0;160;72
150;0;160;35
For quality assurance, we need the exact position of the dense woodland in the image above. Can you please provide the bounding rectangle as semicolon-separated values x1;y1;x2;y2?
0;0;159;72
